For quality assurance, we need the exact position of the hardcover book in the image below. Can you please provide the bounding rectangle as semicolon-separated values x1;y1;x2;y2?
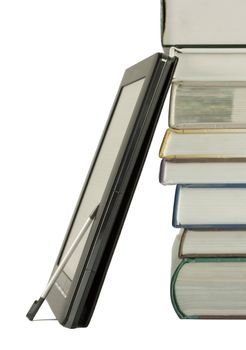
169;49;246;82
172;184;246;228
171;233;246;319
179;228;246;258
159;128;246;160
159;158;246;185
161;0;246;47
169;82;246;129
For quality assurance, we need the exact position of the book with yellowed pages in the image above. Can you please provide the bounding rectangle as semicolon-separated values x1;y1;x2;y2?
171;232;246;319
159;128;246;160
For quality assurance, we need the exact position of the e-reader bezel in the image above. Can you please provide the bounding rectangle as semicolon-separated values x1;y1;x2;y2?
46;53;177;328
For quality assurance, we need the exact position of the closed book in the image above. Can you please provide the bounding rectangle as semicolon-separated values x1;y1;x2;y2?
159;158;246;185
171;233;246;319
168;49;246;82
173;184;246;228
179;228;246;258
161;1;246;47
159;128;246;160
169;82;246;129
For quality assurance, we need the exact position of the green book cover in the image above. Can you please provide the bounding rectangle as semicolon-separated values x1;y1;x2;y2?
171;234;246;319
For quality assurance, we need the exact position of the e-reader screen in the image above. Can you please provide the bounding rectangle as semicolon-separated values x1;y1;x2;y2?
60;78;145;280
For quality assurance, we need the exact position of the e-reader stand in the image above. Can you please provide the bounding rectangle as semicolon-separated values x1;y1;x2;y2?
26;206;99;321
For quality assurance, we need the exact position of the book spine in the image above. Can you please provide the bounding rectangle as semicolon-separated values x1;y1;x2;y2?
170;258;191;319
159;159;166;184
172;185;181;227
159;128;172;158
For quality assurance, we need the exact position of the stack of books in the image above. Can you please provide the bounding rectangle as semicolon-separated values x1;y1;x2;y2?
159;49;246;319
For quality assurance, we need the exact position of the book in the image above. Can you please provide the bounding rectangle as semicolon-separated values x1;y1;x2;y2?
169;81;246;129
173;184;246;228
161;2;246;47
171;233;246;319
159;128;246;160
179;228;246;258
169;49;246;82
159;158;246;185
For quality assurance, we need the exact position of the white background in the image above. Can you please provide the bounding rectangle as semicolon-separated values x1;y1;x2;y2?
0;1;244;348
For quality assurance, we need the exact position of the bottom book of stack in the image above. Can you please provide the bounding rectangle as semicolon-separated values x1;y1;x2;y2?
171;229;246;319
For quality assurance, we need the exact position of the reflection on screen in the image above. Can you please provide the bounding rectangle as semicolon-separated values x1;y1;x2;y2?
61;78;145;280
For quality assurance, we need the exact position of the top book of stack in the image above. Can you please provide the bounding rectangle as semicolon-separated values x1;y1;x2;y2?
161;0;246;48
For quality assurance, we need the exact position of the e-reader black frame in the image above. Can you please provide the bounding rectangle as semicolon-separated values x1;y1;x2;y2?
46;53;177;328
